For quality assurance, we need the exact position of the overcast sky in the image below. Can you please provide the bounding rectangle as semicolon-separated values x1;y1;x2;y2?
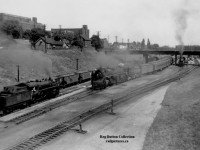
1;0;200;46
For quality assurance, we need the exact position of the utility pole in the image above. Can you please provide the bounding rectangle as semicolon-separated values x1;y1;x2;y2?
17;65;20;82
97;31;101;37
59;25;62;34
115;36;118;43
122;38;124;44
76;59;79;71
127;38;129;48
108;35;109;43
44;24;47;53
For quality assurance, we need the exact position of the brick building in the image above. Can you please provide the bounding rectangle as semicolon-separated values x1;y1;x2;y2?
0;13;44;31
51;25;91;48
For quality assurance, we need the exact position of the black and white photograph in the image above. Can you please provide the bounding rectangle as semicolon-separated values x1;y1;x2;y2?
0;0;200;150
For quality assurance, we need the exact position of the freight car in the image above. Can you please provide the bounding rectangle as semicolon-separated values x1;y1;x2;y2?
91;56;172;89
55;71;91;89
0;79;59;115
0;70;92;115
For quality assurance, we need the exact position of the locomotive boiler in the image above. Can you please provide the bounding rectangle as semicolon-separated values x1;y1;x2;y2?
91;56;172;90
0;78;59;115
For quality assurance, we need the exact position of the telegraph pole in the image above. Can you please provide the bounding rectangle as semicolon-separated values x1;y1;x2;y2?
17;65;20;82
76;59;79;71
115;36;118;43
59;25;62;34
122;38;123;44
97;31;101;37
108;35;109;43
44;24;47;53
127;38;129;48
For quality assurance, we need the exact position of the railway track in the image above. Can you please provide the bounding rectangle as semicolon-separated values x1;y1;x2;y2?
0;81;91;118
6;88;98;125
5;66;197;150
59;81;91;96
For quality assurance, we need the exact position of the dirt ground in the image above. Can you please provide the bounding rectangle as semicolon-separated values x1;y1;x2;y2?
142;67;200;150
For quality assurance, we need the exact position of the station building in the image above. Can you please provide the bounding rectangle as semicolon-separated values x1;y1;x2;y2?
0;13;44;31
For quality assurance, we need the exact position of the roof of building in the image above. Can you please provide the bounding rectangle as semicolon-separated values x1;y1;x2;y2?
36;37;63;46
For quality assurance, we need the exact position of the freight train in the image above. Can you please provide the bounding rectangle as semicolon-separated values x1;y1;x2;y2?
0;71;92;115
91;56;172;89
55;71;91;89
0;57;172;115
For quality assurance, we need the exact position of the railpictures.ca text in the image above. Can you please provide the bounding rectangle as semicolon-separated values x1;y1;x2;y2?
100;135;135;143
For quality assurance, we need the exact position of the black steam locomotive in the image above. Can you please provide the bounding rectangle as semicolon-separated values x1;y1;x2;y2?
91;56;172;90
0;70;92;115
0;78;59;115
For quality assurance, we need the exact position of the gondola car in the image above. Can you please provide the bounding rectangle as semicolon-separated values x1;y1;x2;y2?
55;71;91;89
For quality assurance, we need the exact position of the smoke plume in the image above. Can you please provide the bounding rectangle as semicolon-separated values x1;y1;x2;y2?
0;34;52;81
173;0;200;53
93;50;143;68
174;9;189;46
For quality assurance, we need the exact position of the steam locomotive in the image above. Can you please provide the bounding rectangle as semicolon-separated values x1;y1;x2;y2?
91;56;172;90
0;79;59;115
0;71;92;115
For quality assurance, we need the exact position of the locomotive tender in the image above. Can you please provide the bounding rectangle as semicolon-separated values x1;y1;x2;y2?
91;56;172;89
0;71;92;115
0;79;59;115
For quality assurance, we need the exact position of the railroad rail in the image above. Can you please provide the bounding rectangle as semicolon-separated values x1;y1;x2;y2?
59;81;90;96
0;81;91;118
6;88;97;125
5;66;197;150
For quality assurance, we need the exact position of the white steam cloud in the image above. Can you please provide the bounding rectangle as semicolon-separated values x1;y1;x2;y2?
173;0;199;53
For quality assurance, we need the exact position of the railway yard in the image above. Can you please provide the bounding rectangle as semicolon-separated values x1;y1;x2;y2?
0;1;200;149
0;36;200;150
0;64;198;150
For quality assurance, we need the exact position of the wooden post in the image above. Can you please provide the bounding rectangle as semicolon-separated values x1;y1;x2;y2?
110;99;115;115
45;36;47;53
17;65;20;82
175;54;177;65
76;59;79;71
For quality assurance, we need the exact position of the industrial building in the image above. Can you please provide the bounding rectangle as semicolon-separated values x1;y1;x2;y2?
0;13;44;31
51;25;91;48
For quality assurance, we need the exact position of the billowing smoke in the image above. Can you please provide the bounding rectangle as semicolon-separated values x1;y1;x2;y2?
174;1;189;54
174;9;189;46
0;34;52;82
173;0;200;54
92;51;143;68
